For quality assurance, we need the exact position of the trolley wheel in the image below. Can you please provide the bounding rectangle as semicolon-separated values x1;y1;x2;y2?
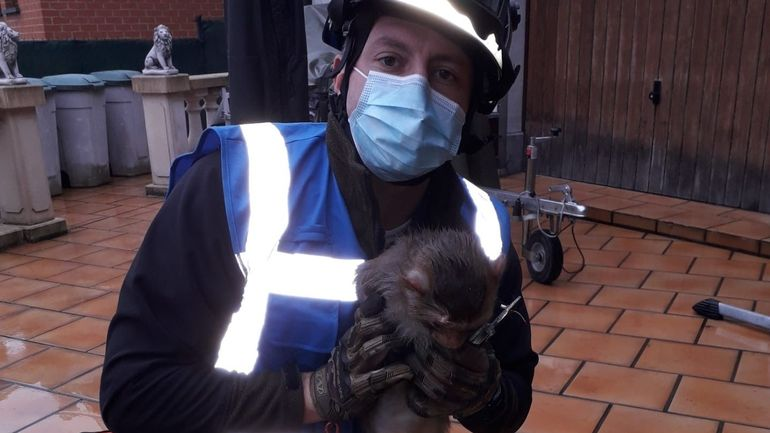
525;230;563;284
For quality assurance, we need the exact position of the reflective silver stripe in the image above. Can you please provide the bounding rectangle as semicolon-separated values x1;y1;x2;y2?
462;178;504;261
216;253;362;374
215;124;503;374
215;124;361;374
263;252;361;301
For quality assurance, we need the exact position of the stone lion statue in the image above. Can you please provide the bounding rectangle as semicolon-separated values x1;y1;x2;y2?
0;22;26;85
143;24;178;75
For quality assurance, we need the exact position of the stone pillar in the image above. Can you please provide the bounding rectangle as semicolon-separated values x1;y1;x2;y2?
0;85;67;248
184;90;206;150
203;88;221;128
131;74;190;196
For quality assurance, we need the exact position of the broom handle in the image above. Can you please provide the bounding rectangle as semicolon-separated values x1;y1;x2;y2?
720;303;770;332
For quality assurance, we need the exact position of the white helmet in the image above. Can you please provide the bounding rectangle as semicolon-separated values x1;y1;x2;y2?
323;0;520;114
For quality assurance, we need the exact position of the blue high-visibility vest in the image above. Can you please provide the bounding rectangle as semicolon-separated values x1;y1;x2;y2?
169;122;511;432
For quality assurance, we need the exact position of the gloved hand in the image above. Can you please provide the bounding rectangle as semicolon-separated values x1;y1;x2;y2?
309;295;413;421
406;341;501;418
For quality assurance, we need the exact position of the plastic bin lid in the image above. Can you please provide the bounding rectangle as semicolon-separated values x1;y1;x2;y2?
24;77;54;92
41;74;105;91
90;70;141;86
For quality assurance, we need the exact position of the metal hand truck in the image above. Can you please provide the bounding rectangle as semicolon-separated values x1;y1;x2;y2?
485;128;587;284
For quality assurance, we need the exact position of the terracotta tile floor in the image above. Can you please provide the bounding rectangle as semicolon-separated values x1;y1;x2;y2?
1;173;769;433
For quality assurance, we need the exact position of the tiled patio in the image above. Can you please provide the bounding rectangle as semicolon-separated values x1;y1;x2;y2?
1;173;769;433
504;174;770;258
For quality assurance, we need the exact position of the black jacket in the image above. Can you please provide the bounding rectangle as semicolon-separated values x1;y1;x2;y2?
100;119;538;433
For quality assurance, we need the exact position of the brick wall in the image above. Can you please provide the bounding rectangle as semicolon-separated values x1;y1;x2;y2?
1;0;44;39
0;0;223;41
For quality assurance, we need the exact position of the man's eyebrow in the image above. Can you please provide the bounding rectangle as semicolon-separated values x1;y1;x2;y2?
368;35;412;53
369;35;468;66
430;53;468;67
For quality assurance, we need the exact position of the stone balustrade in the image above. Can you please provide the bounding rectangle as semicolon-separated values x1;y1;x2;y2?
187;73;229;149
132;72;228;196
0;73;228;249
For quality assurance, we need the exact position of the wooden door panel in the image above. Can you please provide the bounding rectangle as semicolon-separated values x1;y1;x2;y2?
525;0;770;212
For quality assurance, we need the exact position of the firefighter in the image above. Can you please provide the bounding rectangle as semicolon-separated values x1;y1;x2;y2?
100;1;537;432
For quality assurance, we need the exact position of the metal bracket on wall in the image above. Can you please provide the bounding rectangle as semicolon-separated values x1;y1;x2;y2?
649;79;662;105
1;0;20;16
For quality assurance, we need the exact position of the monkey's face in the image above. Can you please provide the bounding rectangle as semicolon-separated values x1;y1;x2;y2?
403;254;505;350
362;229;507;352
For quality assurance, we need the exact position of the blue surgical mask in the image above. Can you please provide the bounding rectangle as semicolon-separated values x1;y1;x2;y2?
348;68;466;182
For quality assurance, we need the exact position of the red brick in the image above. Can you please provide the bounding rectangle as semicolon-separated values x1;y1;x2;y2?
524;281;601;304
30;0;222;40
532;302;622;332
611;310;703;343
670;377;770;428
690;257;763;280
532;355;581;393
642;271;721;295
521;392;607;433
566;362;677;410
598;405;718;433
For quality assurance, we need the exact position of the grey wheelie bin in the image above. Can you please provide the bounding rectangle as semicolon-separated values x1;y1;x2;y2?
41;74;109;187
90;70;150;176
26;78;62;196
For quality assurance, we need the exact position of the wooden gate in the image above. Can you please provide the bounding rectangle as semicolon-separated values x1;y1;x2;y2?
525;0;770;212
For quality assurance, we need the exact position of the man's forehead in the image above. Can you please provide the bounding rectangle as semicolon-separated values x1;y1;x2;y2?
366;34;411;52
369;15;439;38
365;16;470;61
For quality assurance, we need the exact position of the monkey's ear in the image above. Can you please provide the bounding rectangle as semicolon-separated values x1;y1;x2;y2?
492;255;507;278
404;268;430;295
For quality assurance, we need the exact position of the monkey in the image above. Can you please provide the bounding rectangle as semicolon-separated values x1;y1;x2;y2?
355;228;506;433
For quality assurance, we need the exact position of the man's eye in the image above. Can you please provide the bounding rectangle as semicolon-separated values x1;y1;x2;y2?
379;56;397;67
436;69;455;81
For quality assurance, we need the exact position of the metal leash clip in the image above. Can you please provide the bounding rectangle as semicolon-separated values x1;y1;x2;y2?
469;296;523;345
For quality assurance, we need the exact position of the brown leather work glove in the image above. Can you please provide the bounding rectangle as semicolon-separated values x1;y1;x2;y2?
406;341;501;418
310;295;413;422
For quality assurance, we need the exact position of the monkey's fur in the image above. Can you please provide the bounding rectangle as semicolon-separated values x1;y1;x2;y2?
0;22;23;82
143;24;176;73
355;229;506;433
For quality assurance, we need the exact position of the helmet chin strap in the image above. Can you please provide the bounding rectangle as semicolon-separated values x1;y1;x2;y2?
324;36;354;81
327;12;374;125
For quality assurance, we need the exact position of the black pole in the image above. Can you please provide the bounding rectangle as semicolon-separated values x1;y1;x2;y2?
226;0;309;124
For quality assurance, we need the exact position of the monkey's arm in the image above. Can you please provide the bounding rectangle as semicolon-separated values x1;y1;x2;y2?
457;245;538;433
100;152;305;433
